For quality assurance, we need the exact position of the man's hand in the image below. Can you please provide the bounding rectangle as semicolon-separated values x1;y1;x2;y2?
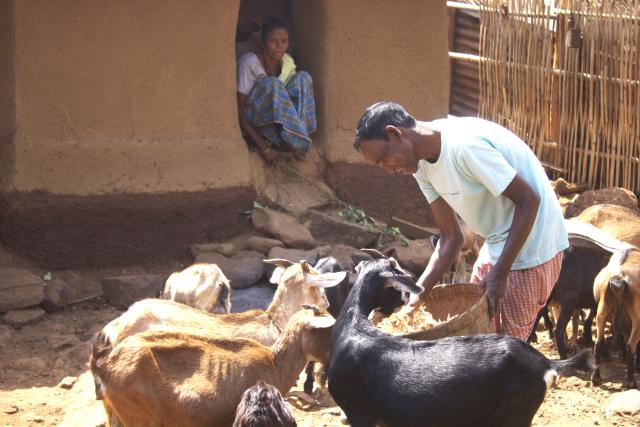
481;269;508;327
399;292;424;315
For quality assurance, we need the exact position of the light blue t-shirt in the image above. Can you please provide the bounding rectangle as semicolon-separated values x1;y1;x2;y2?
414;117;568;269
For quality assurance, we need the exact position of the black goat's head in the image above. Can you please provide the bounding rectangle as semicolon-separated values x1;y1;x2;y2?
353;252;423;316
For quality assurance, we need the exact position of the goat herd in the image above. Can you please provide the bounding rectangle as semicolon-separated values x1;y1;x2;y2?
88;204;640;427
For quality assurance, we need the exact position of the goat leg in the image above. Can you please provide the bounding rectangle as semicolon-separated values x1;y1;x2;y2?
553;305;573;360
592;298;615;385
624;317;639;389
582;308;595;347
304;362;315;395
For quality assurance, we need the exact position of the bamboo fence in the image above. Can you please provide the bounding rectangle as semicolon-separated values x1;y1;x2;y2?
472;0;640;192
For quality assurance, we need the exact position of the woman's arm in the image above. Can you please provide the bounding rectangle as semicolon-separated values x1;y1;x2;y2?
237;92;279;163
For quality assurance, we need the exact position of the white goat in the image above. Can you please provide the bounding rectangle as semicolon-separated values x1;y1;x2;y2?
91;307;333;427
162;263;231;314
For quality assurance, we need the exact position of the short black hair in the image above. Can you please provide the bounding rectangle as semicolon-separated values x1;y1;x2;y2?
232;380;297;427
353;102;416;151
261;16;289;42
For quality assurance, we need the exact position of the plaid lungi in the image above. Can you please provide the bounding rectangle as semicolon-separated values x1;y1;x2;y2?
244;71;316;153
470;251;563;340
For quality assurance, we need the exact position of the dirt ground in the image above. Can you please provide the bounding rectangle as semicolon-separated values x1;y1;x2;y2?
1;293;638;427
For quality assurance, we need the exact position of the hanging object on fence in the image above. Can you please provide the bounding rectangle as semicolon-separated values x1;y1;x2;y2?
565;15;583;49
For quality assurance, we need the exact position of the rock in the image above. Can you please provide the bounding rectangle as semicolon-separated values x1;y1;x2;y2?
195;251;265;289
230;284;276;313
605;389;640;417
304;210;380;249
261;180;334;215
58;376;78;390
0;268;45;313
565;187;638;218
251;207;315;249
387;239;434;275
267;247;321;265
0;324;12;347
2;307;45;328
5;356;46;371
3;405;18;414
48;334;81;351
60;341;92;365
550;178;589;195
101;275;164;310
190;241;237;258
246;236;284;254
41;279;70;312
53;271;103;304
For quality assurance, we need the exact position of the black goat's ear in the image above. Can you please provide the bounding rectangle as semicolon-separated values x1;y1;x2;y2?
379;271;423;295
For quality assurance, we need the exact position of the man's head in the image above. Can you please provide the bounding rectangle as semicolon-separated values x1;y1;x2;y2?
354;102;419;174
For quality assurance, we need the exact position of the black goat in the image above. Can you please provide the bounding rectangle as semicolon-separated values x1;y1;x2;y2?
304;254;394;394
327;256;594;427
527;244;609;358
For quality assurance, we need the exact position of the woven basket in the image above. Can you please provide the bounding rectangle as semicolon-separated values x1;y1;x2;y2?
403;283;492;341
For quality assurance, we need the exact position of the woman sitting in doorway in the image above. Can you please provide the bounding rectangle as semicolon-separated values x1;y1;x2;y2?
236;16;316;164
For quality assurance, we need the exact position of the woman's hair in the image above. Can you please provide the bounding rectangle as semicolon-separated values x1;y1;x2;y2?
354;101;416;150
232;381;297;427
261;15;289;42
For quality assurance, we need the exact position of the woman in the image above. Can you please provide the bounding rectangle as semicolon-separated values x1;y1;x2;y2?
236;16;316;164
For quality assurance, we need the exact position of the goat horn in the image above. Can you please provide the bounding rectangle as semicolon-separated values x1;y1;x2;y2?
360;248;387;259
302;304;322;315
263;258;295;268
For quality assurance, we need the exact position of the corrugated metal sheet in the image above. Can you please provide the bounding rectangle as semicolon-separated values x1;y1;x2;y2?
449;8;480;117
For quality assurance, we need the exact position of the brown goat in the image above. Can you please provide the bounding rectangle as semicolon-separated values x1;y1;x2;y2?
591;248;640;389
91;308;333;427
232;381;297;427
575;204;640;247
101;259;345;347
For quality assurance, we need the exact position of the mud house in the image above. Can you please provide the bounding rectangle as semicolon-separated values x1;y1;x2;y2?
0;0;449;268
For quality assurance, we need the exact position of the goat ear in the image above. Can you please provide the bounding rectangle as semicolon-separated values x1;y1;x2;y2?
304;315;335;330
360;248;386;259
303;271;347;288
264;258;295;268
380;271;423;295
269;267;285;284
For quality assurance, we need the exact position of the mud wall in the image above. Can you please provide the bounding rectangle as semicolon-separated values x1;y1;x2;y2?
1;0;257;268
292;0;449;226
0;1;15;191
12;0;250;195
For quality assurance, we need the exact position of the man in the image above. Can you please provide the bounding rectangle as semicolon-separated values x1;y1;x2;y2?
354;102;568;340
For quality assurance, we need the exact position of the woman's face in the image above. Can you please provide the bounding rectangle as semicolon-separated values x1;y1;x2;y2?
263;28;289;61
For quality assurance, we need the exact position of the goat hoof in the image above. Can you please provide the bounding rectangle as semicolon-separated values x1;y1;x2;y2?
623;378;637;390
591;371;602;386
303;385;314;395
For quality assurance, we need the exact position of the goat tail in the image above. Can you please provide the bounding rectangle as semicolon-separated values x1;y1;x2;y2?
90;330;113;400
550;348;595;376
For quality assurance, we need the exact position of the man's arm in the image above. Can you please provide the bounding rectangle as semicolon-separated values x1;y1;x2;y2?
412;197;463;305
483;173;541;319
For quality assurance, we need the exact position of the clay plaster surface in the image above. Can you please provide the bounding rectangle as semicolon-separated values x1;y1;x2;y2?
12;0;250;194
0;1;16;191
292;0;450;163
